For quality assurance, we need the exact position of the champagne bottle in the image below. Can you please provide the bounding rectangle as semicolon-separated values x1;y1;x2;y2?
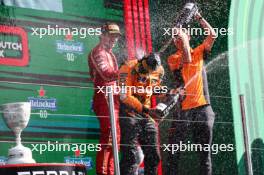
176;3;198;27
156;93;180;119
158;3;198;54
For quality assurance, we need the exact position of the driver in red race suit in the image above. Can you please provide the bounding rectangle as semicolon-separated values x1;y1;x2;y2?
88;22;121;175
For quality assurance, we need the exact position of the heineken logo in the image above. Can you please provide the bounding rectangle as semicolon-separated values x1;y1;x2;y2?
28;97;57;111
28;87;57;112
64;157;93;170
0;156;7;165
56;40;84;54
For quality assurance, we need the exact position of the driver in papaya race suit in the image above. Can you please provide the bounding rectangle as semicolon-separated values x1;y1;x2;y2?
167;12;216;175
119;53;165;175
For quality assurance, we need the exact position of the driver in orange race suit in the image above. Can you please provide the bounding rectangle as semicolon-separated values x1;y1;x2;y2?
118;53;165;175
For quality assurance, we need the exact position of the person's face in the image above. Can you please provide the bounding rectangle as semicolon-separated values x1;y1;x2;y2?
102;33;119;49
174;34;191;50
174;38;183;50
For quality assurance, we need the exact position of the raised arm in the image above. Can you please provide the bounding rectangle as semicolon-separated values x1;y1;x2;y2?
195;12;217;52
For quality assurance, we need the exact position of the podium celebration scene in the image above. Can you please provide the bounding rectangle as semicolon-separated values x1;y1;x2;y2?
0;0;263;175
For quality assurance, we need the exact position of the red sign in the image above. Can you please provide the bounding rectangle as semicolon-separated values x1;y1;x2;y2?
0;25;29;67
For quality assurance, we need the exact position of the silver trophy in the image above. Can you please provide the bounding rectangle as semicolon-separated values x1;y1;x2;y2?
1;102;36;164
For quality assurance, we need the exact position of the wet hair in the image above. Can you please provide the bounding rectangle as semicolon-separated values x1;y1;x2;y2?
144;53;161;71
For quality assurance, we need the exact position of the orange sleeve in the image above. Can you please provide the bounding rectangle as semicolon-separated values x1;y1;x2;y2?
193;43;206;62
119;64;144;113
167;53;181;71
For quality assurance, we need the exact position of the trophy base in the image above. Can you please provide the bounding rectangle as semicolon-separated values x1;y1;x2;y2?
7;144;36;164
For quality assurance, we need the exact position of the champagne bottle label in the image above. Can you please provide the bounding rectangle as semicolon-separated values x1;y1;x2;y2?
156;94;179;118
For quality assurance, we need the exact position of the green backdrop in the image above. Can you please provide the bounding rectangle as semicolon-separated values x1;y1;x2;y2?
229;0;264;174
0;1;123;174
